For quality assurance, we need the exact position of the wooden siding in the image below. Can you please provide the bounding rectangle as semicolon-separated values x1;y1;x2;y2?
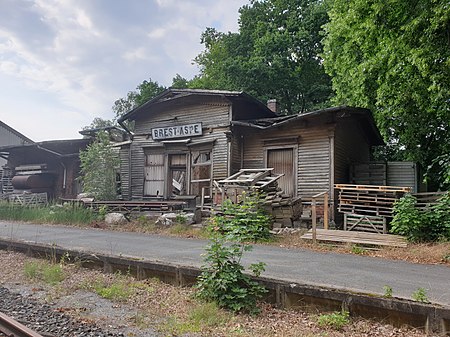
124;101;231;200
119;146;130;200
240;122;333;199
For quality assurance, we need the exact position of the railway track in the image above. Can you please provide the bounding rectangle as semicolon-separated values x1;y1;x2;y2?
0;311;43;337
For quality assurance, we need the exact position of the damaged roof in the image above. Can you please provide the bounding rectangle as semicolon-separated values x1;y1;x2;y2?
232;106;384;146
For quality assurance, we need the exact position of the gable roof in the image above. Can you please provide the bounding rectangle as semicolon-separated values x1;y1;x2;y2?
118;88;276;124
0;120;34;145
232;106;384;146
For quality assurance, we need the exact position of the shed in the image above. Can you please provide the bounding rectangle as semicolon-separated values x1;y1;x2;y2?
0;138;91;199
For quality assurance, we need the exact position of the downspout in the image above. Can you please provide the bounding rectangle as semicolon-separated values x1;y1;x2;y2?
118;120;134;201
60;162;67;190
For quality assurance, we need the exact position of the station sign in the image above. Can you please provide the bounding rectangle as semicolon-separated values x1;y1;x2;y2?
152;123;202;140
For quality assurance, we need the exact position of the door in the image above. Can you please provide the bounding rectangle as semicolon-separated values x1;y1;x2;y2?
169;154;187;196
267;148;296;196
144;153;165;197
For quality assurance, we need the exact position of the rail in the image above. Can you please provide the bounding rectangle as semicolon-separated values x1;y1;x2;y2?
311;191;329;244
0;311;43;337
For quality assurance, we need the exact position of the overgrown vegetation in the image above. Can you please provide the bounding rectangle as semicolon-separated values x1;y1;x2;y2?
390;192;450;242
24;260;65;285
0;201;96;225
317;311;350;330
195;192;271;314
79;131;120;201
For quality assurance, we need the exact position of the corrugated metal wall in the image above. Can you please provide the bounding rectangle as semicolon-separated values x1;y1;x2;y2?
387;161;417;192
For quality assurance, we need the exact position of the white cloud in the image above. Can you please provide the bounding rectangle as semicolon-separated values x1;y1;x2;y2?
0;0;250;141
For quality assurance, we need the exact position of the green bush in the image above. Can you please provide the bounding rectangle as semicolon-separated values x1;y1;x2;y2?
214;191;272;243
390;192;450;242
196;193;269;314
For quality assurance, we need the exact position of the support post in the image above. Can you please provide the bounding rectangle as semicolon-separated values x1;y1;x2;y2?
312;198;317;244
324;192;329;230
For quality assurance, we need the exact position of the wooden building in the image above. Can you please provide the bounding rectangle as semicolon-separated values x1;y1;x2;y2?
0;139;91;199
118;89;384;221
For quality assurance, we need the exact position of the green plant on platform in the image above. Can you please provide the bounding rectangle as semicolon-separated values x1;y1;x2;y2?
317;311;350;330
351;245;367;255
383;285;393;298
411;288;429;303
214;191;272;243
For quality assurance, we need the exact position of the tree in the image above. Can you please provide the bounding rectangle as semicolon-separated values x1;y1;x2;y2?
322;0;450;189
79;132;120;201
112;78;166;120
82;117;114;131
193;0;333;114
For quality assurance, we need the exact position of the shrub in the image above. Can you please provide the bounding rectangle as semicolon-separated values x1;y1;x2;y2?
214;191;272;243
390;192;450;242
196;191;270;314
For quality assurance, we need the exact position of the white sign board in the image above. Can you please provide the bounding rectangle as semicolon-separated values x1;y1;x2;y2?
152;123;202;140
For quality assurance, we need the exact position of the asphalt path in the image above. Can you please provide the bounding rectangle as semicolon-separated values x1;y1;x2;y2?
0;221;449;306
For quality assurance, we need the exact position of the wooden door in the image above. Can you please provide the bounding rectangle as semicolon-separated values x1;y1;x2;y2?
144;153;165;197
267;148;295;196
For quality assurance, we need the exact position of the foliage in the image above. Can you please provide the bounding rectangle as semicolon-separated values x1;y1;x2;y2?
317;311;350;330
350;245;367;255
322;0;450;189
81;117;114;132
411;287;429;303
79;131;120;201
0;201;96;225
162;302;229;335
383;285;393;298
214;192;272;243
192;0;332;114
24;261;65;285
94;281;132;301
196;194;270;313
195;234;267;314
390;192;450;242
112;77;166;122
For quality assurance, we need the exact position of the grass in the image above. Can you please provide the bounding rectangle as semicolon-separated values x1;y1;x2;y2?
24;261;65;285
0;201;96;225
317;311;350;330
161;302;230;335
411;288;429;303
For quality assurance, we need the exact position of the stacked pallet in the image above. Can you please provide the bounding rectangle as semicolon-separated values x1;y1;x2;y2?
262;184;302;227
335;184;411;234
336;184;410;217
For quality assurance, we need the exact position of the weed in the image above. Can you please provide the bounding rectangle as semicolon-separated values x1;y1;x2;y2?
188;302;229;327
411;288;430;303
383;285;393;298
24;261;40;279
317;311;350;330
175;213;187;224
351;245;367;254
169;223;190;235
24;261;64;285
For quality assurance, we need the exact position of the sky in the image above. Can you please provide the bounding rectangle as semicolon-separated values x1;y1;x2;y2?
0;0;249;141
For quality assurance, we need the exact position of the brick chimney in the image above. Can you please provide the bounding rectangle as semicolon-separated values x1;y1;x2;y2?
267;99;279;113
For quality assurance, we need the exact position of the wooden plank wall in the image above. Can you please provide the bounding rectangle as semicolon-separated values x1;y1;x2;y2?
122;101;231;200
240;122;333;199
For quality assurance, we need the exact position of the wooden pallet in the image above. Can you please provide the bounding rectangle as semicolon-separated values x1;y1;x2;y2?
344;213;386;234
301;229;407;248
335;184;411;193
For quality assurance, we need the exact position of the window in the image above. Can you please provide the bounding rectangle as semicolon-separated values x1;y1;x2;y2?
190;150;212;196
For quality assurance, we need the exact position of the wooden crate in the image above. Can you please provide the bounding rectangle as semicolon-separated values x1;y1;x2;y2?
344;213;387;234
